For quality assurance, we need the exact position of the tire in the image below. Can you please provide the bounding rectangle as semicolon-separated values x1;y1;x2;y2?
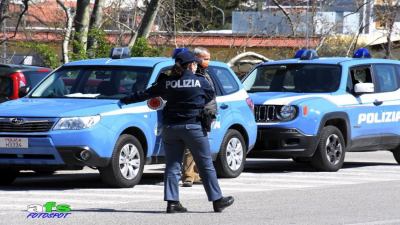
215;129;247;178
99;134;144;188
392;150;400;164
0;169;19;185
311;126;345;172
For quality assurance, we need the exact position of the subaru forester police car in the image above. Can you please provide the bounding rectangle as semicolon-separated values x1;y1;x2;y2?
0;48;257;187
242;48;400;172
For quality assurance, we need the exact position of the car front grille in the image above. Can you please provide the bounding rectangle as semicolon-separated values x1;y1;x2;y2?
254;105;279;122
0;118;56;132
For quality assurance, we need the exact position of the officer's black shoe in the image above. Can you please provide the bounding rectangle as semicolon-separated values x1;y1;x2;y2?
213;196;234;212
166;201;187;213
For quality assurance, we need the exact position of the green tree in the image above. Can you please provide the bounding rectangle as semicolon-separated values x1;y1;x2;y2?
17;42;60;69
71;29;112;60
159;0;242;32
87;29;112;58
131;37;163;57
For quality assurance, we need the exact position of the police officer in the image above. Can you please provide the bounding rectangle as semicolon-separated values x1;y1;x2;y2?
182;47;216;187
120;51;234;213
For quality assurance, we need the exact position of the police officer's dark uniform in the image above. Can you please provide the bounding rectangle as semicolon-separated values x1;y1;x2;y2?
120;51;234;213
182;53;217;187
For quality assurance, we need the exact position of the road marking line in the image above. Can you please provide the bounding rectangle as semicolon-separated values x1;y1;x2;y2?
345;219;400;225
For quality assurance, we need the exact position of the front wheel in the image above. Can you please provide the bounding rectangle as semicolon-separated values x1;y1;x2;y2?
311;126;345;172
0;169;19;185
99;134;144;188
215;129;247;178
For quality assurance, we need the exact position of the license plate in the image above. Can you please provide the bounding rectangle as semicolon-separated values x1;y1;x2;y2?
0;137;28;148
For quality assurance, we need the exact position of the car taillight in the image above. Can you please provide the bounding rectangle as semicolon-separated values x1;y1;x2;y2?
246;97;254;112
8;72;26;99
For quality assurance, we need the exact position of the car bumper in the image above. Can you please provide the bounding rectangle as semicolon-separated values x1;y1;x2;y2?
247;128;318;158
57;146;110;167
0;130;113;168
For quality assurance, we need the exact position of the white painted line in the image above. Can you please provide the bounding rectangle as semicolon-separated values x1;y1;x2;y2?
345;219;400;225
0;196;130;205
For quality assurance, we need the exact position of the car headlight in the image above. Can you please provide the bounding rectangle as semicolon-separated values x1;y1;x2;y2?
277;105;297;121
53;115;101;130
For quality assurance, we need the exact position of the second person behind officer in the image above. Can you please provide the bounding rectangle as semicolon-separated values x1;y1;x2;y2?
120;51;234;213
182;47;216;187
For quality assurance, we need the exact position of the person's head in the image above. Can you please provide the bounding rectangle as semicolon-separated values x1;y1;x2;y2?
175;51;200;74
193;47;210;68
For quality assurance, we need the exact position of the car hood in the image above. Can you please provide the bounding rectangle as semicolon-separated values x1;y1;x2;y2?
249;92;328;105
0;98;121;117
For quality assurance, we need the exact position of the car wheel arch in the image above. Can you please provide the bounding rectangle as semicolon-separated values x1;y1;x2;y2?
227;124;249;152
121;127;148;157
318;112;351;148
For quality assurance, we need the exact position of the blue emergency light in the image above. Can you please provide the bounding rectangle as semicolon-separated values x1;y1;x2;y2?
353;48;371;58
294;49;318;60
172;47;189;59
294;48;306;58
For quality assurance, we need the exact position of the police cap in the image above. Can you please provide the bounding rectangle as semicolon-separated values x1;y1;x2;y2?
175;51;201;65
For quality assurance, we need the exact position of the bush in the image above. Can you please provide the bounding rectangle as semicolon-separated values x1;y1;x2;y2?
87;29;112;58
317;35;365;57
17;42;60;68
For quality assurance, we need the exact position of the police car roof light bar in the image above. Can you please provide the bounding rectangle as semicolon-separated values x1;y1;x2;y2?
294;49;306;58
110;47;131;59
299;49;318;60
172;48;189;59
353;48;371;58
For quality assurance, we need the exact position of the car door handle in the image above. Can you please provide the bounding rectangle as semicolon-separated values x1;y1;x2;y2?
220;104;229;110
373;100;383;106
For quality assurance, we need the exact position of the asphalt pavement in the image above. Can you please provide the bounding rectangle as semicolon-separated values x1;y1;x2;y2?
1;151;400;225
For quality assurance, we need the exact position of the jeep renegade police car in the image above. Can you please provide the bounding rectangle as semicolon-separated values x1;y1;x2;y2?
0;48;257;187
242;48;400;172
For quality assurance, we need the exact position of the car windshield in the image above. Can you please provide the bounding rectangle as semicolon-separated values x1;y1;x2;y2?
30;66;152;99
243;64;341;93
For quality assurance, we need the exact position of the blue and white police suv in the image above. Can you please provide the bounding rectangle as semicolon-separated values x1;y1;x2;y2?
0;48;257;187
243;48;400;172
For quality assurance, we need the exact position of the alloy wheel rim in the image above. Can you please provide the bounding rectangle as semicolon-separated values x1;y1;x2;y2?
119;143;140;180
325;134;342;165
226;137;243;171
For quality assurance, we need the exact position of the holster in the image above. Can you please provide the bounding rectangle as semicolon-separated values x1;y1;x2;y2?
200;109;215;132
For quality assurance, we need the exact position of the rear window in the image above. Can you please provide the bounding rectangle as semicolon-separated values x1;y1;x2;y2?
23;71;50;87
208;66;239;95
0;77;12;97
0;67;13;76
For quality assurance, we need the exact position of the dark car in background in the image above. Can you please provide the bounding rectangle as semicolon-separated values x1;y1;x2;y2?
0;64;51;102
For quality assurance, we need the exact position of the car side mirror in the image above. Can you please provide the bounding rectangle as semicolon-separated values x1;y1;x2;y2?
354;82;374;95
19;86;30;97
